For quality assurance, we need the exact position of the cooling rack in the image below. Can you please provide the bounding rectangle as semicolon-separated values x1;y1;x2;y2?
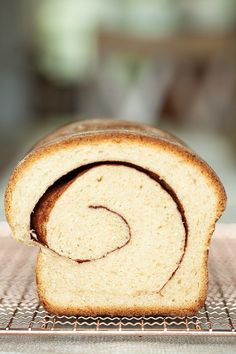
0;236;236;336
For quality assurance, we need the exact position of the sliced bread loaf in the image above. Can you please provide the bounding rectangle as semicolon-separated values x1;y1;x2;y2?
5;119;226;315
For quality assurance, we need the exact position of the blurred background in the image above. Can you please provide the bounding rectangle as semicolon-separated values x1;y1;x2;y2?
0;0;235;222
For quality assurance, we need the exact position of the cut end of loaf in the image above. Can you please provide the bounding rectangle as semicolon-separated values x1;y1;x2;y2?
5;119;226;316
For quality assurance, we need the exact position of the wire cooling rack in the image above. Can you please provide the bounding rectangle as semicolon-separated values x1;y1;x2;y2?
0;236;236;336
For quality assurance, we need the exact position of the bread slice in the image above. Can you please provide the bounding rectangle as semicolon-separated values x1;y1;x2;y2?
5;119;226;316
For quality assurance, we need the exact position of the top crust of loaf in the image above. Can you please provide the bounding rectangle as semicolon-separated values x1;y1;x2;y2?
5;119;226;245
31;119;187;151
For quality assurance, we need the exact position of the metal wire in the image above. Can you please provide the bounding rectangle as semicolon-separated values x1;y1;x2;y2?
0;237;236;336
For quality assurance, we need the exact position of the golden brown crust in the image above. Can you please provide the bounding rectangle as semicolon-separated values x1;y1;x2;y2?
31;119;187;151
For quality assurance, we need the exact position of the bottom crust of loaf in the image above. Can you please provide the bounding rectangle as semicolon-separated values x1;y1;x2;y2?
38;296;205;317
36;251;207;317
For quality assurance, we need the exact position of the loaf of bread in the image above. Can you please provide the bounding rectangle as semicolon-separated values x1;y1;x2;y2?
5;119;226;316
